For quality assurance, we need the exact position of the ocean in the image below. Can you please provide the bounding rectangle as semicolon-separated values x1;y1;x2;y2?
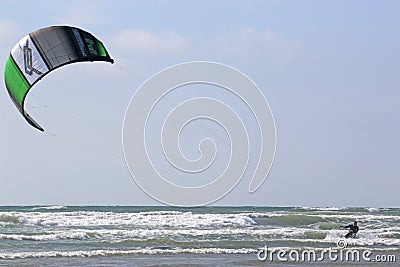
0;206;398;266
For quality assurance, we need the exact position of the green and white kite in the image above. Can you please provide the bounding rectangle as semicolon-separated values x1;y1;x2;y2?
4;25;114;131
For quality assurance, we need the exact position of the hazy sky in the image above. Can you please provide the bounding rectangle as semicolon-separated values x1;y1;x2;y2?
1;0;399;207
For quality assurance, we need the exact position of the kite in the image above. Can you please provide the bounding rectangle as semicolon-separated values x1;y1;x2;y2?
4;26;114;131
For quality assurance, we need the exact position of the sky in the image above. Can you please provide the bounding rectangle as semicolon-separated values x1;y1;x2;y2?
0;0;399;207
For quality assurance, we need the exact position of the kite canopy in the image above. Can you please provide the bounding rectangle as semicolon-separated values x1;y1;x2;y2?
4;25;114;131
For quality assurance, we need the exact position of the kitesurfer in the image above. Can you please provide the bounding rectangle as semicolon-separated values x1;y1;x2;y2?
343;221;359;238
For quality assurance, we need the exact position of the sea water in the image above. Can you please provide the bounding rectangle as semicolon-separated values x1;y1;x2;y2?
0;206;398;266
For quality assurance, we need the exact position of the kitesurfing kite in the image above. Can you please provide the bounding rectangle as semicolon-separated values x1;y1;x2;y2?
4;26;114;131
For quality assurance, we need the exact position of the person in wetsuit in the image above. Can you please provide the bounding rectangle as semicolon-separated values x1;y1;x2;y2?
343;221;359;238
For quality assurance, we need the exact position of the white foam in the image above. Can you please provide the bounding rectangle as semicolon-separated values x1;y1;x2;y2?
0;248;257;259
32;205;66;210
324;230;400;247
366;207;380;212
0;231;88;241
314;213;400;221
301;207;347;211
0;211;257;228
